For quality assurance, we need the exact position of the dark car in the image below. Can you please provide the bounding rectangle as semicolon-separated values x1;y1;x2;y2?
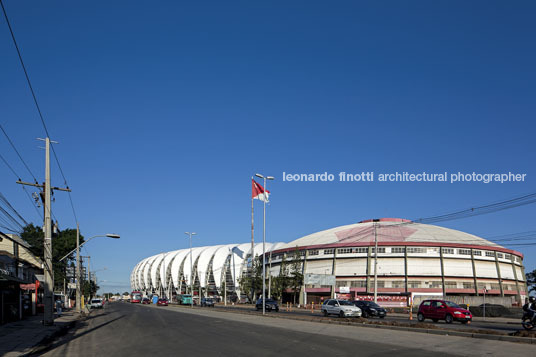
256;298;279;312
201;298;215;307
157;298;168;306
352;300;387;318
142;298;151;305
418;300;472;324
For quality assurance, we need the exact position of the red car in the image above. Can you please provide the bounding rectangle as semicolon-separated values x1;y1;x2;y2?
157;298;168;306
418;300;472;324
142;298;151;304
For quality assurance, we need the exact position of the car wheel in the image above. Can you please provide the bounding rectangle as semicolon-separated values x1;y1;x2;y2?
362;311;369;318
339;311;345;318
445;314;453;324
379;316;385;319
432;318;438;322
417;313;425;322
323;310;328;317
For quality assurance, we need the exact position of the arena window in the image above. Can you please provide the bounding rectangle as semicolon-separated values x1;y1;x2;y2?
351;281;367;287
407;247;426;254
371;247;386;253
408;281;421;288
441;248;454;254
391;247;405;253
491;283;501;290
462;282;474;289
323;249;334;255
430;281;442;288
473;250;482;256
355;247;368;253
504;253;511;260
391;281;404;288
368;281;385;288
337;248;353;254
485;251;495;257
497;253;503;259
458;249;471;255
445;281;457;289
309;250;319;256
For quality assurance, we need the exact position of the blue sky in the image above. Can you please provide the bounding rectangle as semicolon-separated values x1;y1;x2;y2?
0;1;535;293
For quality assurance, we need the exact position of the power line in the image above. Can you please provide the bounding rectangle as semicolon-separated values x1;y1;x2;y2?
0;191;28;226
0;151;20;179
1;0;79;225
0;124;37;182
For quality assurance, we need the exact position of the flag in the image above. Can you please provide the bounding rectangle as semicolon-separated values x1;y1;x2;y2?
252;179;270;202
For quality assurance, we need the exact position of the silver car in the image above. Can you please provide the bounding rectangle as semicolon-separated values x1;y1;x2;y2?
321;299;361;317
91;298;103;309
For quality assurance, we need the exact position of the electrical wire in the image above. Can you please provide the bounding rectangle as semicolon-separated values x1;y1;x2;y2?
1;0;79;226
0;124;37;182
0;151;20;179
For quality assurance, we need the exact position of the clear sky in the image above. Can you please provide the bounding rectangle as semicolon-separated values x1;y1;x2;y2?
0;1;535;294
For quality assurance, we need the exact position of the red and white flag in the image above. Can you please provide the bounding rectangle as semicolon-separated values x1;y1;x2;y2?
252;179;270;202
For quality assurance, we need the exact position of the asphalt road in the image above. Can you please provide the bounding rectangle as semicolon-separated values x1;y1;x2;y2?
39;303;534;356
213;305;521;333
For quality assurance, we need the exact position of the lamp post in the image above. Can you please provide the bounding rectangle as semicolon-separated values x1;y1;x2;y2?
255;173;274;316
185;232;197;307
59;231;120;313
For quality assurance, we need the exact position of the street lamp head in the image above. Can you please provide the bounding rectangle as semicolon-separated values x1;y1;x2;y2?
255;173;263;179
266;176;275;180
106;234;120;239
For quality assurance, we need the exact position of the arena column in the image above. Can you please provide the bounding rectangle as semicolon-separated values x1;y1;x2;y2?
510;255;521;304
494;251;504;297
403;247;408;294
366;246;371;294
331;249;337;299
299;250;309;305
470;249;479;296
439;247;446;298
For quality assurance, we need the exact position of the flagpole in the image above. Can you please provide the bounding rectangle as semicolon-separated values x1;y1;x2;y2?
251;178;255;304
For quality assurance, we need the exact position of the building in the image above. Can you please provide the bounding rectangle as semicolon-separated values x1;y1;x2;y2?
0;232;44;324
131;218;527;306
130;242;285;302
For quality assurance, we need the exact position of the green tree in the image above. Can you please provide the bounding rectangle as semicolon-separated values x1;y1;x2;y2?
526;269;536;294
270;254;289;300
238;254;263;302
82;280;99;299
289;247;304;304
21;223;85;290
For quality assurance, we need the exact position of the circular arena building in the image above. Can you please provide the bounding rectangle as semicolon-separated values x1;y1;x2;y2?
131;218;527;306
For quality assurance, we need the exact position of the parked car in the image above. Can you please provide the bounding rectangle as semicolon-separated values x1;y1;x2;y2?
157;298;168;306
142;298;151;304
201;298;215;307
321;299;362;318
256;298;279;312
418;300;472;324
352;300;386;318
90;298;103;309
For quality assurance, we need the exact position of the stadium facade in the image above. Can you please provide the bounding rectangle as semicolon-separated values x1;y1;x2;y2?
131;218;527;305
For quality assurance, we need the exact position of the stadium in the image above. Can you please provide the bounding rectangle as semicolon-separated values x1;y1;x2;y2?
131;218;527;306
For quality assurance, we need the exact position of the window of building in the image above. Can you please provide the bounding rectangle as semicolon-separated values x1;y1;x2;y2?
490;283;501;290
323;249;334;255
477;283;487;290
355;247;368;253
504;253;511;260
336;280;349;288
473;250;482;256
408;281;420;288
368;281;385;288
430;281;442;288
441;248;454;254
458;249;471;255
407;247;427;254
496;253;503;259
350;281;367;288
309;250;319;256
445;281;457;289
371;247;386;253
462;282;474;289
391;247;405;254
391;281;404;288
485;251;495;257
337;248;353;254
515;256;521;263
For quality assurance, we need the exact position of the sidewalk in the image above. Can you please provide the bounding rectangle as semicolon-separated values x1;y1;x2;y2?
0;310;80;356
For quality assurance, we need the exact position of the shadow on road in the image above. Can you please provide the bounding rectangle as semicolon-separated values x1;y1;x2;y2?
31;314;125;355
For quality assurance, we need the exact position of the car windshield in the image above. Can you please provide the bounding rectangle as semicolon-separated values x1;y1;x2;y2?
445;301;461;308
91;299;101;303
339;300;353;306
364;301;380;308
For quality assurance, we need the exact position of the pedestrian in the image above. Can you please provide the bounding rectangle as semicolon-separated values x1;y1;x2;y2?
55;298;63;317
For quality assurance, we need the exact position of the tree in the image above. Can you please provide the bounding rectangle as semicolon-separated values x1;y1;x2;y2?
526;269;536;294
289;247;304;305
21;223;85;290
82;280;99;299
270;254;289;300
238;254;263;302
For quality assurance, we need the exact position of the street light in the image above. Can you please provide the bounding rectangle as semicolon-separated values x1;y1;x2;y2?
255;173;274;316
185;232;197;308
59;229;120;313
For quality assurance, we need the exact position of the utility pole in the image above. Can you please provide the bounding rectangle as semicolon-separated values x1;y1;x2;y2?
250;178;255;304
373;219;379;304
185;232;196;307
76;224;81;313
16;137;70;325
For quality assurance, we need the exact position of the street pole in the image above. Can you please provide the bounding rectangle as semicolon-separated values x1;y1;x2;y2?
185;232;196;307
76;223;81;313
262;176;267;315
373;220;378;304
251;180;255;304
43;137;54;325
